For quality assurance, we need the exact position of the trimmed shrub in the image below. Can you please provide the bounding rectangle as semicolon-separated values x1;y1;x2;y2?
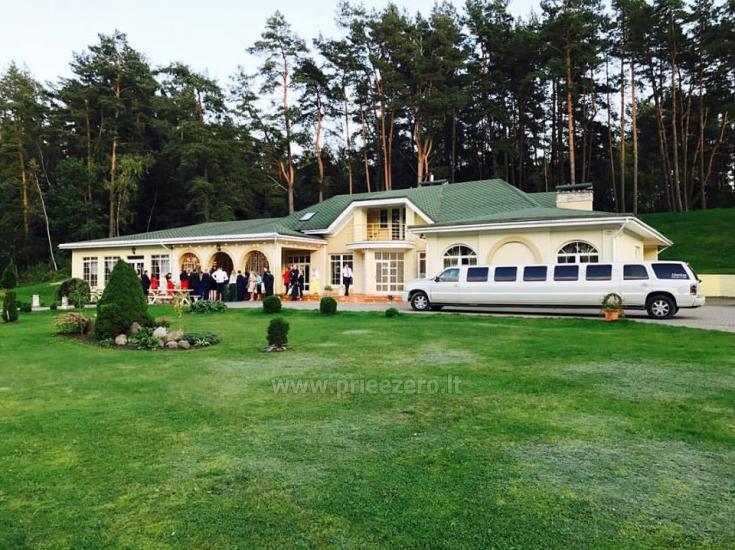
262;295;282;314
1;264;16;290
49;303;58;311
188;300;228;313
182;332;220;347
319;296;338;315
267;317;289;347
54;312;91;335
2;291;18;323
19;302;32;313
385;307;400;318
55;278;91;307
95;261;152;340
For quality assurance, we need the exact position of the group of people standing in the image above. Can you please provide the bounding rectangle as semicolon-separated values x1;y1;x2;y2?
138;261;354;301
140;266;276;302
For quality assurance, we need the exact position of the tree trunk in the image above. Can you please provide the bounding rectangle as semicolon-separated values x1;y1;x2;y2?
565;41;576;185
630;61;639;215
343;90;353;195
605;57;618;210
669;19;684;212
14;117;29;236
108;71;121;237
360;109;371;193
619;57;626;212
698;71;706;209
282;52;295;213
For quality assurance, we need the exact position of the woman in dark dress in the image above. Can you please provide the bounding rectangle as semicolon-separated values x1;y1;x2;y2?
189;269;201;298
200;271;211;301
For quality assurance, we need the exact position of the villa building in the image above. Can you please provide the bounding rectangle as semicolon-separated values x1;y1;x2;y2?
60;178;672;296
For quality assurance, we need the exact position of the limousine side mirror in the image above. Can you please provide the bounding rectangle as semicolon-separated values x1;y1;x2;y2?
434;275;441;282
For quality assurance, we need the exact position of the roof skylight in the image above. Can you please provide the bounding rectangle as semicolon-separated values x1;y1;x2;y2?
299;212;316;221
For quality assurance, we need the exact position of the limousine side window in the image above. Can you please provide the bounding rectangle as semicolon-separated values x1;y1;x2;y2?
494;267;517;282
624;264;649;280
652;263;689;280
437;268;460;282
466;267;489;282
586;264;612;280
554;265;579;281
523;266;547;281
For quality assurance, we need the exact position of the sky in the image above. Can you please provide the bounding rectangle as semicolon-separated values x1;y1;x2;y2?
1;0;540;87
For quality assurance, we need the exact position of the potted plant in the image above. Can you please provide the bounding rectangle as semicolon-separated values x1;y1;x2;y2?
601;292;624;321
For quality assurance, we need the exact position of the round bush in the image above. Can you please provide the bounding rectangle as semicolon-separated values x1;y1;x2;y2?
95;261;152;340
267;317;290;347
262;295;282;314
2;291;18;323
55;278;91;307
53;312;91;335
319;296;338;315
385;307;400;318
19;302;32;314
1;264;17;290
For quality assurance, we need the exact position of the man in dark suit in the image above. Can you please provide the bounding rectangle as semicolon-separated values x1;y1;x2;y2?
140;270;151;295
263;268;275;297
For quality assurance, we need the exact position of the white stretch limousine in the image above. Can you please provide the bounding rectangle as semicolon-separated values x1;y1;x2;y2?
403;261;705;319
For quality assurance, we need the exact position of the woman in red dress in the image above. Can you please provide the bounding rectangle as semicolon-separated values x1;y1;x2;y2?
165;273;175;295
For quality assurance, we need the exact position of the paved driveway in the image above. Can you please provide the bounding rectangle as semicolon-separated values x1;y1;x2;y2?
230;298;735;333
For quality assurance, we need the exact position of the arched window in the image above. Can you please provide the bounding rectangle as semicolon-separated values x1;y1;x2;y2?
244;251;269;275
179;252;200;274
557;241;599;264
443;245;477;268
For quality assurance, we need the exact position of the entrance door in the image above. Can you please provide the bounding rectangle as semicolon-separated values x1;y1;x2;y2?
127;255;145;276
375;252;404;293
286;254;311;292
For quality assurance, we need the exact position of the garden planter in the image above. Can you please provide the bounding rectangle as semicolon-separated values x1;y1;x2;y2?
604;310;620;322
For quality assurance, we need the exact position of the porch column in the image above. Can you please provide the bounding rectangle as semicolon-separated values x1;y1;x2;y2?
363;250;376;295
272;240;283;294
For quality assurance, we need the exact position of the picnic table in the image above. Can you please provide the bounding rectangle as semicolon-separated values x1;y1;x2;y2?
147;288;200;306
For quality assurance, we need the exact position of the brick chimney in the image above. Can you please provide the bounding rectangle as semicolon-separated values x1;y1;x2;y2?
555;183;594;211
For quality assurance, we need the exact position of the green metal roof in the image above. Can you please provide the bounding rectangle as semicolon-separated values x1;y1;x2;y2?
61;179;620;247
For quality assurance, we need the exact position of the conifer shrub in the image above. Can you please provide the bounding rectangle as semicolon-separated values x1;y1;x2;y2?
95;261;152;340
1;264;16;290
385;307;400;318
262;295;282;314
319;296;338;315
2;291;18;323
267;317;289;348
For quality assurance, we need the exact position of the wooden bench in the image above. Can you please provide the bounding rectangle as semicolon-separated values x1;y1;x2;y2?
147;289;199;306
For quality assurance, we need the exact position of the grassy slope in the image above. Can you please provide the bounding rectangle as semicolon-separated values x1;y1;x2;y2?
11;280;63;306
642;207;735;274
1;308;734;548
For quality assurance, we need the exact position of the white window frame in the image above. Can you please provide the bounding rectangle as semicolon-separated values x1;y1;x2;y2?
330;254;354;286
83;257;98;288
417;251;426;279
103;256;120;284
557;241;599;264
151;254;171;279
443;245;477;268
375;252;404;293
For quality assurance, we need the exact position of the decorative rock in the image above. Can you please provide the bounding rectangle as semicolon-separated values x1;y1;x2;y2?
177;340;191;350
128;322;141;336
152;326;168;340
114;334;128;347
165;341;178;349
165;330;184;343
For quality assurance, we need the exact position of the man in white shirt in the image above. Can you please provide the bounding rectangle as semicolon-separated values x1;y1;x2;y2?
212;267;228;301
341;263;354;296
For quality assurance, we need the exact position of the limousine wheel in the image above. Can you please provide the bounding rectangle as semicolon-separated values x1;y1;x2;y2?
646;295;676;319
410;292;430;311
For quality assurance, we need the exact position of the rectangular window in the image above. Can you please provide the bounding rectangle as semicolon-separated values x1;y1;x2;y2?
83;257;98;287
586;264;612;281
379;209;388;229
330;254;354;286
494;267;517;282
417;252;426;279
151;254;171;279
554;265;579;281
652;263;689;280
466;267;489;282
375;252;404;292
104;256;120;282
523;266;547;282
623;264;649;280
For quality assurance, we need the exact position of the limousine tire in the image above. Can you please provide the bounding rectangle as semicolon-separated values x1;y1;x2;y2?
646;294;676;319
410;292;430;311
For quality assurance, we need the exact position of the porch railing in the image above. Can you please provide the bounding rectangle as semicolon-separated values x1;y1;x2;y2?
356;222;407;241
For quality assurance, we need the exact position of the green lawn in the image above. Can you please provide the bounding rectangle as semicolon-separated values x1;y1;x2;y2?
1;308;734;548
11;280;64;306
642;207;735;274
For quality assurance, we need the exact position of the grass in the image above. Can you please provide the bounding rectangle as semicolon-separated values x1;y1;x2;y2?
1;307;734;548
642;207;735;273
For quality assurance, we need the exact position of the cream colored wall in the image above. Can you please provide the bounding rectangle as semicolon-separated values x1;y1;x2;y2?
699;274;735;297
